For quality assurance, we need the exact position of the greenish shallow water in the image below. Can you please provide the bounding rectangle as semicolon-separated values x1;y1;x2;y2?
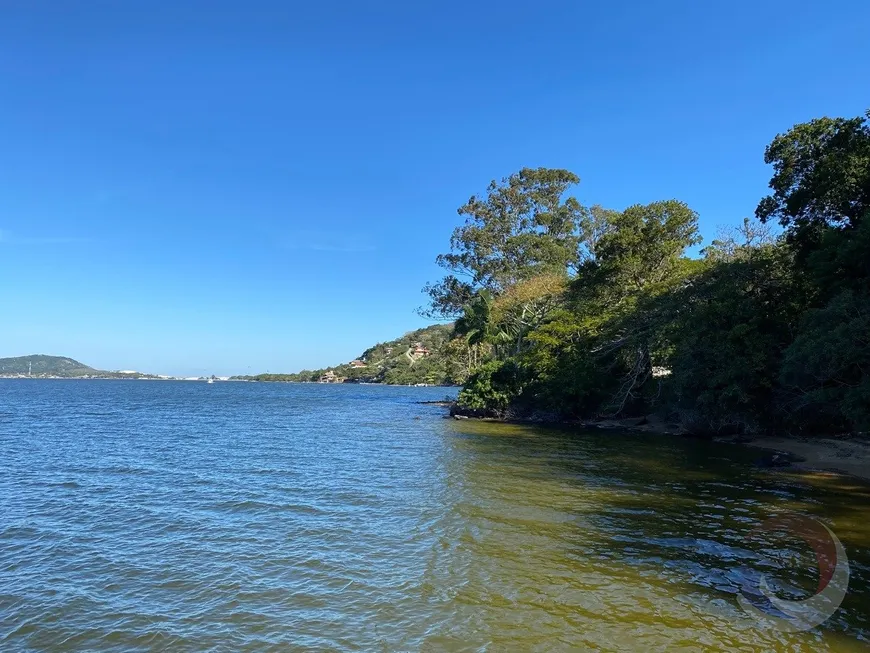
0;380;868;651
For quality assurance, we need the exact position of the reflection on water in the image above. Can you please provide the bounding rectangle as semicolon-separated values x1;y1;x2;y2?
0;380;867;651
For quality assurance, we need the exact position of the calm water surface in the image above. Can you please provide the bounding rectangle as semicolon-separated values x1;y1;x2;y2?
1;380;868;651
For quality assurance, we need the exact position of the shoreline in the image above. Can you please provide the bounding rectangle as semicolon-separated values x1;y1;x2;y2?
448;406;870;482
728;435;870;482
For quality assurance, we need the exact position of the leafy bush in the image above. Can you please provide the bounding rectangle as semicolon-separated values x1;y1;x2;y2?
457;360;527;414
660;246;800;434
780;288;870;432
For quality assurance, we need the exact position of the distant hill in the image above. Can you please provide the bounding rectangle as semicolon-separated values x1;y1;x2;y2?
234;323;460;385
0;355;157;379
0;355;95;377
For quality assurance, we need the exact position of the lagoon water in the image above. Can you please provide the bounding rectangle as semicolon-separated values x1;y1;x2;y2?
0;379;868;651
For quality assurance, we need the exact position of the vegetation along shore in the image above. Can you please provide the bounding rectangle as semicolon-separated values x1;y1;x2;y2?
426;110;869;446
222;110;870;481
6;111;869;483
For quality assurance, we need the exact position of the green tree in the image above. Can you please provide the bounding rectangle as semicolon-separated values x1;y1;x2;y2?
489;273;567;357
453;289;494;347
423;168;585;317
519;310;622;418
756;110;870;255
567;200;702;416
589;200;701;301
452;289;497;369
443;110;870;434
661;243;800;434
757;110;870;433
456;360;527;415
703;217;776;263
779;287;870;432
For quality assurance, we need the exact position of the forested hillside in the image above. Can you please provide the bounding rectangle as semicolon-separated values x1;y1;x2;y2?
0;355;95;377
0;355;158;379
234;323;460;385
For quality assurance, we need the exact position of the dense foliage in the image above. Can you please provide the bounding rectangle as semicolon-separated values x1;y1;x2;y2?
430;111;870;436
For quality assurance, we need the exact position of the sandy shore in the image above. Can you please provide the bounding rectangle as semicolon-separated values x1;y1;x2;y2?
719;435;870;481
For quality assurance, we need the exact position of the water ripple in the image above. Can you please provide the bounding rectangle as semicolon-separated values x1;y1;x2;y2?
0;380;868;651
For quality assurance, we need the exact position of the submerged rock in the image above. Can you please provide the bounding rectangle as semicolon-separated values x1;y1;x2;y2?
754;450;807;468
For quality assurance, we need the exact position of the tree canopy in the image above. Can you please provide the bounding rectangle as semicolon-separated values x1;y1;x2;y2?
756;110;870;253
423;168;585;318
429;109;870;436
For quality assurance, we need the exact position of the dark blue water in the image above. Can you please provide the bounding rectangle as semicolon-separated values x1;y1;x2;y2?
1;380;868;651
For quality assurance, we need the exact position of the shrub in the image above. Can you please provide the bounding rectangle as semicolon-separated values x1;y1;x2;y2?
456;360;526;414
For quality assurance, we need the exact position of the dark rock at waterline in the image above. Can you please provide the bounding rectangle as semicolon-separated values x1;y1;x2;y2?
449;404;500;419
520;410;564;424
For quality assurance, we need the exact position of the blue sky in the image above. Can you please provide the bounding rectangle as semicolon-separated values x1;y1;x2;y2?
1;1;868;376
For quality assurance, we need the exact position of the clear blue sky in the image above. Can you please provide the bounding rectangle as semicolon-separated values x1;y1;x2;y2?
1;1;868;376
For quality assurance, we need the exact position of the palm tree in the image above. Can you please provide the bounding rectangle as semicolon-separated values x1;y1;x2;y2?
453;290;494;368
453;290;514;366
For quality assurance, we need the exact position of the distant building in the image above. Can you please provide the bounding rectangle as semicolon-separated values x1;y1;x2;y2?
319;370;344;383
410;343;431;358
349;360;367;368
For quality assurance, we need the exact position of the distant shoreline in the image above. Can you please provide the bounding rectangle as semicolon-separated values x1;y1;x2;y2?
0;376;234;381
0;376;458;386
